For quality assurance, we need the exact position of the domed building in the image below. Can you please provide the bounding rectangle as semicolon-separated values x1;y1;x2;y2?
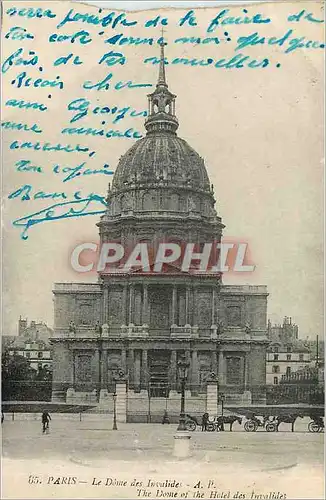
51;43;269;416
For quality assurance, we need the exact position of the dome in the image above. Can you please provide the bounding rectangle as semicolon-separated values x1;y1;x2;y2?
112;134;211;193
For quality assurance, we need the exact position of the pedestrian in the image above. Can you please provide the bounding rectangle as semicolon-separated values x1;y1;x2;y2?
41;411;51;434
201;412;209;431
162;409;170;424
1;412;4;424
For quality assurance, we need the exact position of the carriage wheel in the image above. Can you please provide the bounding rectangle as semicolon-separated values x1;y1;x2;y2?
308;421;320;433
244;420;257;432
185;421;196;432
206;423;215;432
265;422;276;432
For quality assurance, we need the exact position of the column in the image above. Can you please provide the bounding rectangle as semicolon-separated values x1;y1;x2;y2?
141;350;148;388
211;350;218;376
122;284;128;324
121;348;127;376
93;349;100;394
129;284;134;325
142;284;148;325
244;354;249;390
211;288;216;325
103;285;109;324
128;349;134;388
171;350;177;391
171;285;177;324
134;351;141;391
185;350;191;393
218;350;224;386
193;287;198;325
101;349;108;389
185;287;190;324
191;350;199;395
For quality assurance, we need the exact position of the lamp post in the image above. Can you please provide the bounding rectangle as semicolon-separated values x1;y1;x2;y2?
177;357;190;431
112;389;118;430
219;393;225;417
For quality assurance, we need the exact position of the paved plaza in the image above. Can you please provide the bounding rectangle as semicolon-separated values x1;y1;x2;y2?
2;416;324;499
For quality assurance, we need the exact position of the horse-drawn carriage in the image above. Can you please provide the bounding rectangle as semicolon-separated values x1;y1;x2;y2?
184;412;324;433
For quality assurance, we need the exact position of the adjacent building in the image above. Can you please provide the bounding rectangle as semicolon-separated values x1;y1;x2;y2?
266;317;311;385
2;317;53;371
51;42;269;408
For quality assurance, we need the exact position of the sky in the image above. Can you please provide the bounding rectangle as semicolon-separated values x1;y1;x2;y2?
2;0;324;338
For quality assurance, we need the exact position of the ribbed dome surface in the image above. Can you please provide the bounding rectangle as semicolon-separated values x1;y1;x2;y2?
112;134;211;192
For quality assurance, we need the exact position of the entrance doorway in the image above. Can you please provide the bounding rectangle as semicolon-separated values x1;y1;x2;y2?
148;350;170;397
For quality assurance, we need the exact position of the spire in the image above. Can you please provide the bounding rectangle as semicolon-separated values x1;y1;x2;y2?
144;33;179;135
157;36;167;87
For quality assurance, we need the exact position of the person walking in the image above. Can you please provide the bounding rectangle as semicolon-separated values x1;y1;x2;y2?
162;409;170;424
201;412;209;431
41;411;51;434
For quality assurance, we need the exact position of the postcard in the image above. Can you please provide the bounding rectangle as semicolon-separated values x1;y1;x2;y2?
1;1;324;499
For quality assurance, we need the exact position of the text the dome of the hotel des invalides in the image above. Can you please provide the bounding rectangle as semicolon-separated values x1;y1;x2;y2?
51;42;269;413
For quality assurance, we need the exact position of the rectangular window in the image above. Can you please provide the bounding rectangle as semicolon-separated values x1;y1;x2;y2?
273;377;278;385
287;346;292;353
272;365;280;373
287;354;291;361
273;354;279;361
226;357;242;385
286;366;291;376
38;352;43;359
299;354;304;361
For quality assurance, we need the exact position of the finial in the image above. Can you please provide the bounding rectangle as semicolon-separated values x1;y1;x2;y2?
157;28;167;87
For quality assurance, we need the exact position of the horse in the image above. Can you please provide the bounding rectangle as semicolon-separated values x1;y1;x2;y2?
216;415;242;432
275;414;303;432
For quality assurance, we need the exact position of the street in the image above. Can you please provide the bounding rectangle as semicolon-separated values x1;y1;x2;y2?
1;417;324;499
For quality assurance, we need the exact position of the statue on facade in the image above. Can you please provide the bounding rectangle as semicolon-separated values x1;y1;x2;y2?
95;321;102;335
112;367;126;382
245;322;251;334
68;321;76;334
217;320;224;334
101;323;109;337
206;372;217;383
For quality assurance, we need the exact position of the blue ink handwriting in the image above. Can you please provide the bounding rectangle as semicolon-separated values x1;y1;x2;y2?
236;30;325;54
5;27;34;41
61;124;143;140
57;9;137;30
5;98;47;112
288;10;324;23
49;30;92;44
105;34;164;46
175;36;221;45
53;162;114;182
9;140;95;156
144;15;168;28
179;10;197;27
1;121;42;134
10;193;107;240
144;53;269;69
53;53;83;66
2;48;38;74
15;160;43;173
11;71;64;89
98;51;126;66
6;6;56;19
83;72;152;91
207;8;271;32
67;97;147;123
